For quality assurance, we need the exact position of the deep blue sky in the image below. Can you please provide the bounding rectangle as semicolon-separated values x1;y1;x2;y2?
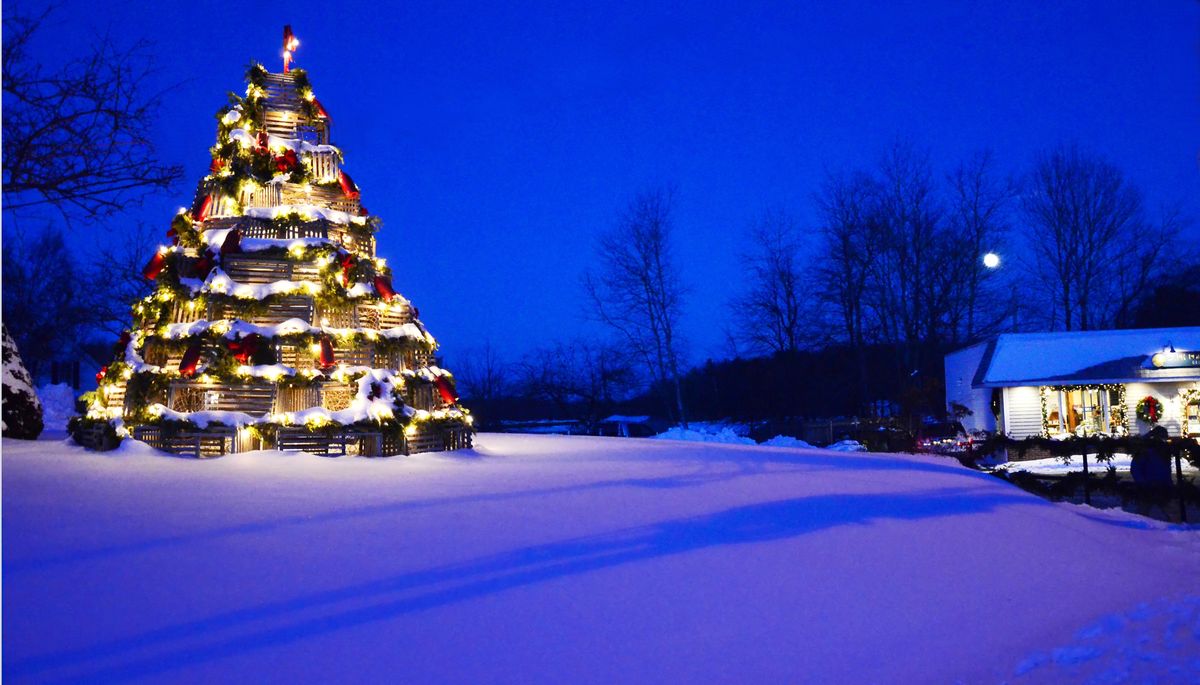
8;0;1200;365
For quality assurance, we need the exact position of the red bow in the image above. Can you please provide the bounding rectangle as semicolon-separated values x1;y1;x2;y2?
227;333;263;364
274;149;298;173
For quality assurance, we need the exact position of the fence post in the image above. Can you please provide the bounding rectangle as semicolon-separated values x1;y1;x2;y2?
1176;452;1187;523
1081;451;1091;505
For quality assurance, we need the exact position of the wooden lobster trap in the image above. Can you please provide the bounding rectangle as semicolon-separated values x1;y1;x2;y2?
211;295;315;326
167;380;277;416
223;254;320;284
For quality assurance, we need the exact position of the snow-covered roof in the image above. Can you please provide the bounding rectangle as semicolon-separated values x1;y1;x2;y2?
601;415;652;424
967;327;1200;387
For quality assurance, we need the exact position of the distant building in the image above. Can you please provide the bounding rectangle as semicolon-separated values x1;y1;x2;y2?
597;415;662;438
945;327;1200;439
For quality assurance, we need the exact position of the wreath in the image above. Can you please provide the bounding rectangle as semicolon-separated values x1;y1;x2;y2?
1135;396;1162;424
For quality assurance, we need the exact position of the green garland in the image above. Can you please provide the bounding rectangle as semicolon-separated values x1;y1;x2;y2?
1039;384;1129;437
973;433;1200;470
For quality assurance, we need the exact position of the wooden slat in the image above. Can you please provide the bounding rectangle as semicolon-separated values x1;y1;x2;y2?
223;255;293;284
240;183;282;209
333;341;373;368
213;296;314;326
280;183;359;214
168;381;277;416
276;386;320;413
307;150;339;183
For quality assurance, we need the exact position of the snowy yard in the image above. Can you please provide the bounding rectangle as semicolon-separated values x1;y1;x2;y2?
3;433;1198;684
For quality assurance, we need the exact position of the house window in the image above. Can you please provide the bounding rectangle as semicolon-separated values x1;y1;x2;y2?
1043;386;1125;436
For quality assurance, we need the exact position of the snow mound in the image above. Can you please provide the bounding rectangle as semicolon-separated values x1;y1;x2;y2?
37;384;77;431
826;439;868;452
762;435;815;449
653;426;756;445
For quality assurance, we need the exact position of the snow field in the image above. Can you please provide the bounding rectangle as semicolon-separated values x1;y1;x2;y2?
3;433;1198;683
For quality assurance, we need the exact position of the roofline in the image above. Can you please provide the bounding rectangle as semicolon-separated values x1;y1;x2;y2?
979;375;1200;388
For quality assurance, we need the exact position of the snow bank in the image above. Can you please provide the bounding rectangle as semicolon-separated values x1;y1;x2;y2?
761;434;815;449
36;383;77;431
3;433;1197;683
653;426;756;445
826;439;868;452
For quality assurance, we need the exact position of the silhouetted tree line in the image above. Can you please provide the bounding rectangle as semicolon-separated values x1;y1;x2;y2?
459;142;1195;427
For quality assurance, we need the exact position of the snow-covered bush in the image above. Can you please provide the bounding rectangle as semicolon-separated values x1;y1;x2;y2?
37;383;78;432
2;324;44;439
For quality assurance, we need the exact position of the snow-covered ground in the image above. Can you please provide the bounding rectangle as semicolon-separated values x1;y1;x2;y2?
998;453;1200;477
3;433;1198;684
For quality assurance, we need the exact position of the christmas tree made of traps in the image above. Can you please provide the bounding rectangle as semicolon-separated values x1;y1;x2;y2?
73;27;473;456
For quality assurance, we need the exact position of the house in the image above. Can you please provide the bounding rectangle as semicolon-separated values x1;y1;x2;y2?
945;327;1200;439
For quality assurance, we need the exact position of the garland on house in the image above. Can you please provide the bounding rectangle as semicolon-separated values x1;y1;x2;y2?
971;433;1200;469
1136;396;1163;424
73;39;473;456
1039;383;1129;437
1182;386;1200;438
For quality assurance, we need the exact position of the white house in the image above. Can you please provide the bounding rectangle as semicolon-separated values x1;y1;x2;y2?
945;327;1200;439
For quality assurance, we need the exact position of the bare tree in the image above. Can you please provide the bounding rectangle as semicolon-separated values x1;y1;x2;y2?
583;188;688;426
812;171;882;406
870;141;945;349
731;208;807;354
2;7;182;219
1021;145;1173;330
454;341;509;402
87;222;158;337
518;339;635;426
814;171;880;351
947;150;1013;339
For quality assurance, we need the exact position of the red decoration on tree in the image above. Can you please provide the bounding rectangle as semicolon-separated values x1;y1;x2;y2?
338;170;361;199
210;158;225;174
273;149;299;174
373;275;396;302
283;25;299;73
312;97;329;119
358;205;369;217
166;225;179;246
340;253;357;286
95;365;108;384
191;194;213;222
256;131;270;150
433;376;458;405
178;340;204;378
192;249;216;278
227;333;263;364
220;229;242;255
142;251;166;280
318;335;336;370
113;332;131;355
